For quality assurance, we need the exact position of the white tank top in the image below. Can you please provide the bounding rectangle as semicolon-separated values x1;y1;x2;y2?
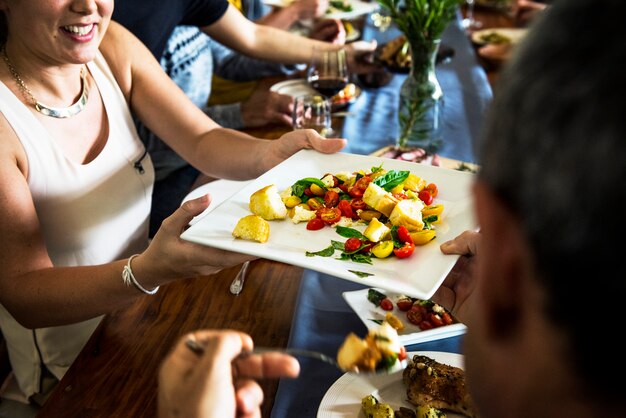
0;51;154;399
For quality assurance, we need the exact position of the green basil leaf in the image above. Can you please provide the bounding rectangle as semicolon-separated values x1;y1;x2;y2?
373;170;410;191
305;245;336;257
292;177;327;197
336;226;365;239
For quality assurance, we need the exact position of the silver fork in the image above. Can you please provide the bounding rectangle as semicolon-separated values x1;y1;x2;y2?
185;339;407;375
229;261;250;295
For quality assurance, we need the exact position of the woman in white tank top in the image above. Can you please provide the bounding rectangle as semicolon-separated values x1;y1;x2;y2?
0;0;345;405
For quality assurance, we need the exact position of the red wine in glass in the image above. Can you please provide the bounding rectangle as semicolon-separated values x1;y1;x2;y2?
307;49;349;98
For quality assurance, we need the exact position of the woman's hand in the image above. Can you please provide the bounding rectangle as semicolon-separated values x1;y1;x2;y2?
158;330;300;418
263;129;347;173
133;195;257;288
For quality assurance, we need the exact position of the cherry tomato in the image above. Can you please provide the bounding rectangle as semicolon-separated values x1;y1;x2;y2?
307;198;324;211
398;346;407;361
350;198;367;211
418;190;434;205
428;313;444;328
317;207;342;224
338;184;348;193
393;193;409;200
424;183;439;198
306;218;325;231
344;237;362;253
303;187;315;198
361;240;375;254
348;186;364;198
419;320;434;330
348;176;372;198
393;242;415;259
396;297;413;312
442;312;454;325
380;298;394;311
337;199;354;218
406;305;425;325
324;190;340;208
396;225;414;245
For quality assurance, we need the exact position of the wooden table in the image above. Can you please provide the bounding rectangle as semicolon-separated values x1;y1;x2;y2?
37;260;303;417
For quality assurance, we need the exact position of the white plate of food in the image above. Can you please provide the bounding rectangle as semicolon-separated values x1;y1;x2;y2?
470;27;528;46
263;0;378;19
270;78;362;110
342;288;467;345
180;149;477;299
317;351;466;417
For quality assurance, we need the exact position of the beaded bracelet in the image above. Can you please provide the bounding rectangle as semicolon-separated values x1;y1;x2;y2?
122;254;159;295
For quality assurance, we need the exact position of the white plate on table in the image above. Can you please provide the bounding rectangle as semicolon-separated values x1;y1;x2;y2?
270;79;362;110
180;150;477;299
317;351;464;417
470;27;528;46
343;288;467;345
263;0;378;19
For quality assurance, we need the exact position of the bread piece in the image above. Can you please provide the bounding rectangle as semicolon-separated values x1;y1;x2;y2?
363;183;399;217
363;217;390;242
389;199;425;232
232;215;270;243
249;184;287;220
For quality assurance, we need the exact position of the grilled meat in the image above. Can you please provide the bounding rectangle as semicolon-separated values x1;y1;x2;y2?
403;355;478;418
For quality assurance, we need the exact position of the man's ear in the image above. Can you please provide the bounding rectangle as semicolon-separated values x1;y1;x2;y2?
473;181;531;340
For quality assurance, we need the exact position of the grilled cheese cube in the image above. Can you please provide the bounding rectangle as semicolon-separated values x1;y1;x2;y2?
389;199;424;231
363;217;390;242
249;184;287;220
363;183;399;217
402;173;427;192
232;215;270;243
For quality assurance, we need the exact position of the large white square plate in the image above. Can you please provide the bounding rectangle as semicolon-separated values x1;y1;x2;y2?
342;288;466;345
180;149;477;299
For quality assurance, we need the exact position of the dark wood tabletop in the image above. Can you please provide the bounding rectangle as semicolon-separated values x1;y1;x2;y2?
37;260;303;418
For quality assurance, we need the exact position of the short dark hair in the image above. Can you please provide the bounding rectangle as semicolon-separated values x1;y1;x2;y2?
479;0;626;404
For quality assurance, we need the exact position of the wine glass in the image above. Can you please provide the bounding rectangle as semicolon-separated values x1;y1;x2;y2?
462;0;483;30
306;48;349;99
292;94;335;138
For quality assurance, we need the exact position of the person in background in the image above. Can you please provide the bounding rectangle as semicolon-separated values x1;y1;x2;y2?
158;330;300;418
433;0;626;416
113;0;373;236
0;0;349;413
511;0;549;25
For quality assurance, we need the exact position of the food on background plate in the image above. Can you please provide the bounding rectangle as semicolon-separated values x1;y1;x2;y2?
336;322;407;373
249;184;287;220
232;214;270;243
362;394;448;418
367;288;458;331
404;355;478;418
327;0;353;13
331;83;357;106
378;35;411;71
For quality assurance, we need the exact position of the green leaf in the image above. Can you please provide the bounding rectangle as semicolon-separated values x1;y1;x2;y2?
335;226;365;239
305;245;336;257
373;170;410;191
350;269;374;278
292;177;327;197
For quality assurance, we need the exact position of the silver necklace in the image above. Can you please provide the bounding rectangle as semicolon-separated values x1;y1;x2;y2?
1;45;89;118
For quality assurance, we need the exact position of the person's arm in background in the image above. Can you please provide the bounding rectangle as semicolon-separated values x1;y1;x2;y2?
200;5;376;72
158;330;299;418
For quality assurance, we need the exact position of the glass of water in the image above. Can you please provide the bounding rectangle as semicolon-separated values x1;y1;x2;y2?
292;94;335;138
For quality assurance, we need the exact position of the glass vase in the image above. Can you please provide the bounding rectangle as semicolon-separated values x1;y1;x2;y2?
396;38;443;152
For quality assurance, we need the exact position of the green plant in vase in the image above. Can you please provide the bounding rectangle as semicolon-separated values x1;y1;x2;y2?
378;0;462;152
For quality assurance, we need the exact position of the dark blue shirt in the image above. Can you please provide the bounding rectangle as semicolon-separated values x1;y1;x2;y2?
112;0;229;59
